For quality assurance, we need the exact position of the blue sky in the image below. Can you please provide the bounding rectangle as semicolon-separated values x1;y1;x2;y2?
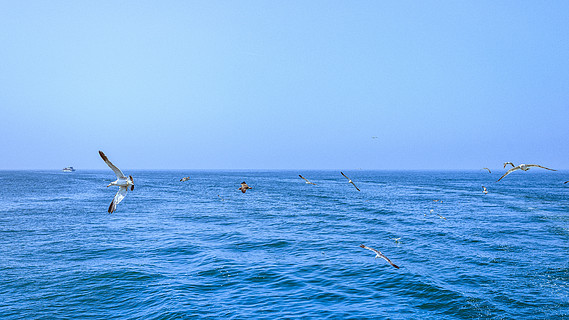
1;1;568;170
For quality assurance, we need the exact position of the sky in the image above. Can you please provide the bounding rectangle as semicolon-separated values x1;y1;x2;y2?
1;1;568;170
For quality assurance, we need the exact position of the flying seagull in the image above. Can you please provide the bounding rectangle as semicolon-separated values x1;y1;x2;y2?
299;174;316;185
218;195;225;201
238;182;252;193
503;162;515;168
482;168;491;173
359;244;399;269
433;199;443;203
482;186;488;194
340;172;360;191
496;164;557;182
99;151;134;214
180;177;190;182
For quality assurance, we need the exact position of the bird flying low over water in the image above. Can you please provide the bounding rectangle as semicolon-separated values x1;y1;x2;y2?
340;172;360;191
496;164;557;182
180;177;190;182
482;186;488;194
299;175;316;185
239;182;252;193
483;168;491;173
99;151;134;214
360;244;399;269
433;200;443;203
503;162;515;168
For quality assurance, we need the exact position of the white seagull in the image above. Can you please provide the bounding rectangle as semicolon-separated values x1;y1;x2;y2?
496;164;557;182
360;244;399;269
482;186;488;194
99;151;134;214
299;174;316;185
341;172;360;191
180;177;190;182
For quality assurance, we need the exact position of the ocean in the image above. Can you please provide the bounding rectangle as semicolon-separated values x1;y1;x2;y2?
1;170;568;319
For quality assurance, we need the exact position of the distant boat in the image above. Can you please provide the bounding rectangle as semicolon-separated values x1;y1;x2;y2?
62;166;76;172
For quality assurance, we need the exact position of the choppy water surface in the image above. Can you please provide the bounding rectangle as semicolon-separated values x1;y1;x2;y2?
1;170;568;319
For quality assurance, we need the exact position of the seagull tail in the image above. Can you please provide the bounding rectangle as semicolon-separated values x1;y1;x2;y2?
108;200;115;214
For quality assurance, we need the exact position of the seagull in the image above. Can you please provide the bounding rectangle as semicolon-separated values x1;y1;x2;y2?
503;162;515;168
180;177;190;182
433;199;443;203
218;195;225;201
340;172;360;191
99;151;134;214
496;164;557;182
299;174;316;185
429;209;446;220
392;238;401;243
359;244;399;269
482;186;488;194
238;182;252;193
482;168;491;173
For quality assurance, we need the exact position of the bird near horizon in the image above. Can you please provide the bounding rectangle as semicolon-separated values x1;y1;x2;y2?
180;177;190;182
340;172;360;191
239;182;252;193
99;151;134;214
483;168;491;173
496;164;557;182
482;186;488;194
503;162;515;168
359;244;399;269
299;175;316;185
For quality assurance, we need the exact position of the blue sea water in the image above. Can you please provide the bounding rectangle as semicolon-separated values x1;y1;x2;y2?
1;170;568;319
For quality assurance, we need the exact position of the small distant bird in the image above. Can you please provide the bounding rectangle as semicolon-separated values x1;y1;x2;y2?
99;151;134;214
429;209;446;220
482;186;488;194
392;238;401;243
299;175;316;185
218;195;225;201
371;136;378;139
482;168;491;173
496;164;557;182
340;172;360;191
180;177;190;182
359;244;399;269
433;199;443;203
238;182;252;193
503;162;515;168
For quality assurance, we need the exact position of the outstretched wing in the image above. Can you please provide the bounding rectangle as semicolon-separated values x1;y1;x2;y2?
526;164;557;171
340;172;350;180
99;151;126;178
564;181;569;184
496;166;521;182
483;168;491;173
108;186;128;213
350;181;361;191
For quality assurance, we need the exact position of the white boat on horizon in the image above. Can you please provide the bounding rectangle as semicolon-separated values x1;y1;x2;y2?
62;166;76;172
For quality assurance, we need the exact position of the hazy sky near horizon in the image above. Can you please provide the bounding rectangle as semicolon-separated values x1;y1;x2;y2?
1;1;568;170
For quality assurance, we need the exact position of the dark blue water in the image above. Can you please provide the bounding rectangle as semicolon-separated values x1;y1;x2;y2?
1;170;568;319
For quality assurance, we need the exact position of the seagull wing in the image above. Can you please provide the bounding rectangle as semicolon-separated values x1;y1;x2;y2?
526;164;557;171
99;151;126;179
340;172;350;180
483;168;491;173
108;186;127;213
503;162;515;168
350;181;361;191
496;166;521;182
564;181;569;184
